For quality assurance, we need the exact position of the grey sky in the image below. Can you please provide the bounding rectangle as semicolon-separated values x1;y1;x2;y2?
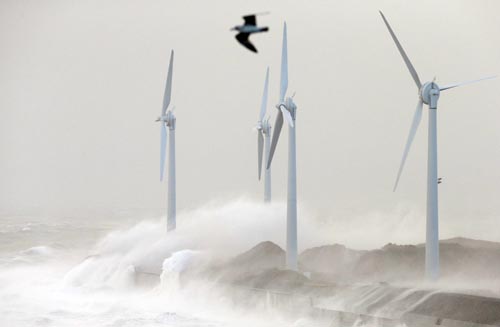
1;0;500;244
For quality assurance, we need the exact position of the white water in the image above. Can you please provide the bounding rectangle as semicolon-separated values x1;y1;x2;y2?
0;200;335;327
3;199;495;326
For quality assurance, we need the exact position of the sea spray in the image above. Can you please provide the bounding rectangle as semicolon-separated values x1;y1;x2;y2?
3;200;498;326
159;249;200;292
60;199;286;289
63;255;137;289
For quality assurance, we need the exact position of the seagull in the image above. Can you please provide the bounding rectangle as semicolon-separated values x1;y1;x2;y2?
231;14;269;53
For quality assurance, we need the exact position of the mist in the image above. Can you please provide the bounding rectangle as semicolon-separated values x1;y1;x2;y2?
2;0;500;244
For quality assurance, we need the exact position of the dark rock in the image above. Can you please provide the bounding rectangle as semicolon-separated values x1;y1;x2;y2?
233;268;309;291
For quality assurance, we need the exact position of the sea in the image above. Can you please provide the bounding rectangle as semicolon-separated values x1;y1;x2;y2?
0;201;332;327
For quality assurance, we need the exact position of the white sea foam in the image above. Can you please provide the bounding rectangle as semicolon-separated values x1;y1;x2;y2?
20;245;54;256
1;199;496;326
0;200;334;326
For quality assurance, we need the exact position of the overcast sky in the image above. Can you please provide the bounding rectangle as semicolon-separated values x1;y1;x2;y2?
2;0;500;243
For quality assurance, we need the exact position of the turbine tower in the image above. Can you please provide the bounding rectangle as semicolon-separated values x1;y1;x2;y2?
156;50;177;232
256;67;272;202
267;22;298;271
380;12;494;280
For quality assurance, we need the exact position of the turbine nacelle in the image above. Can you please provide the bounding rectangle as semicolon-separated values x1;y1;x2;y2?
156;111;176;127
276;96;297;126
257;118;271;134
262;118;271;129
285;97;297;113
420;82;440;108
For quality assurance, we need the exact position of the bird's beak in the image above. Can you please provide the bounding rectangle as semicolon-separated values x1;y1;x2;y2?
230;27;236;31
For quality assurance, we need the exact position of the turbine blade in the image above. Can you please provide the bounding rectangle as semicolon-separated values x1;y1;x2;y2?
393;98;424;192
439;75;496;91
281;106;294;127
280;22;288;102
267;111;283;169
160;123;167;181
379;11;421;89
162;50;174;115
258;131;264;180
259;67;270;122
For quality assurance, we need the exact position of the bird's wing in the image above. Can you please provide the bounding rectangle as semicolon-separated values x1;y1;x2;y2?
243;15;256;26
235;33;257;53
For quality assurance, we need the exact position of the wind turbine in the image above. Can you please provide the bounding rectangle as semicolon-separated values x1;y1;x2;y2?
256;67;272;202
156;50;177;232
267;22;299;271
379;11;495;280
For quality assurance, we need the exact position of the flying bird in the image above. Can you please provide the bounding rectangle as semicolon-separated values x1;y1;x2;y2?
231;14;269;53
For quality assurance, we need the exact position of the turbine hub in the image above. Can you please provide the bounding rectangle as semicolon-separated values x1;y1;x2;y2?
285;97;297;111
166;112;176;128
276;97;297;112
420;82;440;108
284;97;297;119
